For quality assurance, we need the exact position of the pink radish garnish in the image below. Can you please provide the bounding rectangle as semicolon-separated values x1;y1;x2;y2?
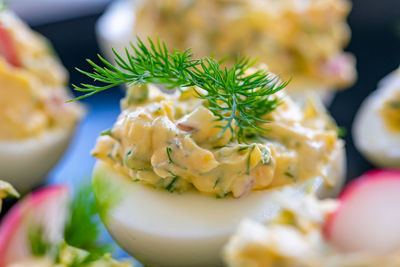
177;123;197;132
0;185;70;267
324;169;400;253
0;23;20;67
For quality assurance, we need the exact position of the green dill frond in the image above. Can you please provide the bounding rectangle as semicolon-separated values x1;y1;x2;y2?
71;37;288;142
64;183;111;258
28;226;52;257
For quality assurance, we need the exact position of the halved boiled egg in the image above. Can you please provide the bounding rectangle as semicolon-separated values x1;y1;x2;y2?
0;185;70;266
0;129;76;193
0;10;84;192
353;67;400;168
223;169;400;267
0;183;132;267
89;73;345;266
93;144;345;267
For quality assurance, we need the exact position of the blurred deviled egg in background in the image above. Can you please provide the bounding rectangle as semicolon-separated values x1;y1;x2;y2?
74;39;347;266
353;66;400;168
224;170;400;267
97;0;356;105
0;10;84;192
0;183;132;267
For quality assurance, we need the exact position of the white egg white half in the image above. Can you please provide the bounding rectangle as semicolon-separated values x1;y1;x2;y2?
353;70;400;168
92;145;345;267
0;127;76;193
96;0;136;63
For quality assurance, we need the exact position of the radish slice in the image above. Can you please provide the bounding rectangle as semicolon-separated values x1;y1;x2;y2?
0;185;70;267
0;23;20;67
324;169;400;253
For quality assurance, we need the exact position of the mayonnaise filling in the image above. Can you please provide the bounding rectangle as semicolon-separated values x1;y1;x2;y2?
93;84;342;197
0;11;83;140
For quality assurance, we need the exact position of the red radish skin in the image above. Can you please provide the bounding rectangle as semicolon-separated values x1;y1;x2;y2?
324;169;400;253
0;185;69;267
0;23;20;67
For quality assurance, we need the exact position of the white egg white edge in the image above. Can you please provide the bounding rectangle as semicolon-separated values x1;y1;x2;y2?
0;126;78;193
353;71;400;168
92;142;345;267
96;0;137;64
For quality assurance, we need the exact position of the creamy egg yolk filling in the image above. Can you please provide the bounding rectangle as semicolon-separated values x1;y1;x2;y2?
223;191;400;267
0;180;18;213
92;85;342;198
134;0;355;90
380;91;400;133
0;11;83;140
8;246;132;267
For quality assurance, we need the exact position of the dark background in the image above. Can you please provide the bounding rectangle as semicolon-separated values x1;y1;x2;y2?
1;0;400;260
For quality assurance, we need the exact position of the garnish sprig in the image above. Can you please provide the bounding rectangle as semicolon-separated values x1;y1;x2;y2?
72;38;287;142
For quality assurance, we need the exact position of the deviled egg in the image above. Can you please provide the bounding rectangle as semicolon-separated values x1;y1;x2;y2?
353;66;400;168
91;86;345;266
0;10;84;192
73;39;346;266
97;0;356;104
0;184;132;267
224;169;400;267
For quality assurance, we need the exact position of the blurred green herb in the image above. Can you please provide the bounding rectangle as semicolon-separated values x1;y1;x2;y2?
29;226;51;256
337;126;347;138
64;183;111;261
100;129;113;137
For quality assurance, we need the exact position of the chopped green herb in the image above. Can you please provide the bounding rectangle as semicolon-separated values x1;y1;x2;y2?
216;192;229;199
337;126;347;138
133;178;140;182
237;146;249;152
165;147;187;170
165;176;179;193
124;150;133;168
166;147;175;164
284;171;296;182
100;129;113;137
246;145;256;175
213;177;221;189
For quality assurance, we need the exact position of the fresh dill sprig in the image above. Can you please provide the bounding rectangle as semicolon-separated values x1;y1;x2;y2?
71;38;287;142
64;183;111;259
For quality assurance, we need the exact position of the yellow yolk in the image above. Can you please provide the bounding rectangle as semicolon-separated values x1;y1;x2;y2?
92;85;342;198
0;180;18;213
0;60;48;139
380;91;400;133
0;10;67;87
224;190;400;267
